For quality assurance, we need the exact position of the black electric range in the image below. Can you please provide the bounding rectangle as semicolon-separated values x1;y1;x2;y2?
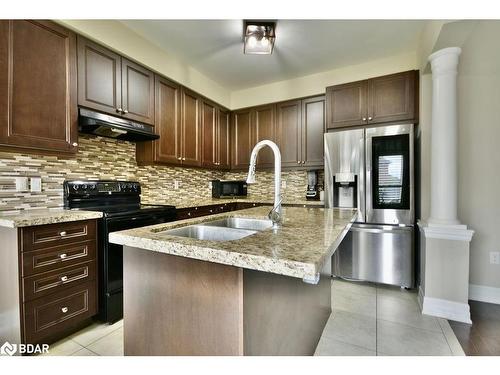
64;180;177;323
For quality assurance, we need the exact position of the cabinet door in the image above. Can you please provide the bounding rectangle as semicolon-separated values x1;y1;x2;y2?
326;80;368;129
368;70;417;125
253;104;277;168
181;89;201;167
231;109;253;170
302;96;325;168
201;100;217;168
277;100;302;168
155;76;181;164
77;36;122;116
121;58;155;125
0;20;78;153
218;109;231;170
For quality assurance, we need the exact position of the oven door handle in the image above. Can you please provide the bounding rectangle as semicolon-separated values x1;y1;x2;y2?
350;224;413;234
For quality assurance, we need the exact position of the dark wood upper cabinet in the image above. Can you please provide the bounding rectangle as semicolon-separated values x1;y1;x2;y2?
368;70;417;125
326;81;367;129
137;76;181;165
253;104;277;168
201;100;217;168
301;96;325;167
0;20;78;154
77;37;155;125
231;109;253;170
218;109;231;170
181;88;202;167
277;100;302;168
121;58;155;125
326;70;418;129
77;36;122;116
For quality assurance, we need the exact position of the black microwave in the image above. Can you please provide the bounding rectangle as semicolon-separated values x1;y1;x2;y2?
212;180;247;198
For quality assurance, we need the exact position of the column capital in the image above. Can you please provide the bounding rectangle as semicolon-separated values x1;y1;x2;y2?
428;47;462;76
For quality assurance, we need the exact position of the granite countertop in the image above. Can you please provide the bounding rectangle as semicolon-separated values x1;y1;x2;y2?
0;209;103;228
142;196;325;209
109;206;357;281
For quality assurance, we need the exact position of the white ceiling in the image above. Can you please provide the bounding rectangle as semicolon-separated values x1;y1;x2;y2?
120;20;426;91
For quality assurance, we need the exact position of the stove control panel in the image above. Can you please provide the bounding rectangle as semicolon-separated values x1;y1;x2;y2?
64;180;141;196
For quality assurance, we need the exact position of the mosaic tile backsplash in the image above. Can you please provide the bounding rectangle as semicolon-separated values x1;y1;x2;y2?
0;135;320;213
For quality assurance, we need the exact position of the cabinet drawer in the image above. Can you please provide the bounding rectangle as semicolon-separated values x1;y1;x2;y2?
21;220;97;252
22;261;96;302
23;281;97;344
22;240;96;276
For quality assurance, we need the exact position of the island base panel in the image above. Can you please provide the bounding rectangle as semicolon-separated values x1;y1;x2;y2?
123;246;331;355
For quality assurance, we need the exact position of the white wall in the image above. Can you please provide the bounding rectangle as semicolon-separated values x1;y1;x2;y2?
456;21;500;291
58;20;232;108
230;52;418;109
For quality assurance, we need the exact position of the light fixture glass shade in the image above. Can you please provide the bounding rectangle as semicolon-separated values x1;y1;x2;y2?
244;21;276;54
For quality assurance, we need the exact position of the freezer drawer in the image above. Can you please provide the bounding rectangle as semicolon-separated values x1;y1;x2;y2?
332;224;414;288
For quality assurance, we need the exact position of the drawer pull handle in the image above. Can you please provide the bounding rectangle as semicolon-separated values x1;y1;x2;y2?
60;276;68;282
59;231;67;237
59;253;67;259
61;307;68;313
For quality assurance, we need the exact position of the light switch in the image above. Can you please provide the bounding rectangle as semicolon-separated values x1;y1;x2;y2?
30;177;42;192
15;177;29;192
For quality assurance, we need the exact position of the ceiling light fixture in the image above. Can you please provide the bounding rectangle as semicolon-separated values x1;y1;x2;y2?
243;20;276;55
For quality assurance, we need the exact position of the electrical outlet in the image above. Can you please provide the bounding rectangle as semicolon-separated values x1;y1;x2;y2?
208;181;213;189
30;177;42;192
490;252;500;265
174;180;180;190
15;177;29;192
281;180;287;189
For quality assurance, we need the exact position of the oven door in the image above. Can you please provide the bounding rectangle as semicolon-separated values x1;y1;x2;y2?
100;213;174;323
365;124;414;225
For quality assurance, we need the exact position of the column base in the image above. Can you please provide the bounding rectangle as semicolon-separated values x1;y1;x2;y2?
422;294;472;324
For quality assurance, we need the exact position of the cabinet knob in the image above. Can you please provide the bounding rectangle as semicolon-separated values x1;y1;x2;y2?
117;108;123;113
297;161;301;164
187;212;191;216
177;157;182;161
123;109;129;114
61;307;69;313
368;116;373;121
60;275;68;282
72;142;78;147
182;157;186;161
59;253;67;259
362;117;367;121
59;231;67;237
302;161;305;164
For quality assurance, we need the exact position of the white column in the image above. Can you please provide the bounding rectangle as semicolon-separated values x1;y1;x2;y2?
428;47;463;227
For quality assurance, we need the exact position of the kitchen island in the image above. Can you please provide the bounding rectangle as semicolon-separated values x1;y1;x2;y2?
109;206;356;356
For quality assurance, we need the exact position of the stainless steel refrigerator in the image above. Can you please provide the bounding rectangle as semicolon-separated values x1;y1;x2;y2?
324;124;415;288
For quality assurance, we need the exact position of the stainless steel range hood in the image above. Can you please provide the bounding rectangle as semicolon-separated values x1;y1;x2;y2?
78;108;159;142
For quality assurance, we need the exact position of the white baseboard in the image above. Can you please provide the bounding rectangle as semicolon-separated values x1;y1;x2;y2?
469;284;500;305
417;285;425;310
422;296;472;324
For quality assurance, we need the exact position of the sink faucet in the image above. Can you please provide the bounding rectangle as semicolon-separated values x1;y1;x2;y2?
246;140;282;227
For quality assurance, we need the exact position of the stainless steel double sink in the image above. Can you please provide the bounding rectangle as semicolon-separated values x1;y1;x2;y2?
159;217;273;242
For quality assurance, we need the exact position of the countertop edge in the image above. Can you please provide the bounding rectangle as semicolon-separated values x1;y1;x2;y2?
0;210;104;228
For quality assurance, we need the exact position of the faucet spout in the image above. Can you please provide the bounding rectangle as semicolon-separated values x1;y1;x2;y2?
246;140;282;227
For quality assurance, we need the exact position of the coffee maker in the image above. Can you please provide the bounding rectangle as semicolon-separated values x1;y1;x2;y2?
306;170;320;200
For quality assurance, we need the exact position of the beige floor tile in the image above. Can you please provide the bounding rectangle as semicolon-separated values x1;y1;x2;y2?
315;336;376;356
377;294;442;332
376;284;417;302
332;279;376;297
377;319;452;356
86;327;124;356
69;320;123;346
72;348;99;356
322;310;376;351
42;338;84;356
333;288;376;318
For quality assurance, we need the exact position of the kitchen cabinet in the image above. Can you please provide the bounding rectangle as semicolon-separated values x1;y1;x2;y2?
277;96;325;168
77;36;155;125
218;109;231;170
136;76;181;165
181;88;202;167
201;99;217;168
231;109;253;170
326;70;418;129
0;20;78;154
231;104;277;170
